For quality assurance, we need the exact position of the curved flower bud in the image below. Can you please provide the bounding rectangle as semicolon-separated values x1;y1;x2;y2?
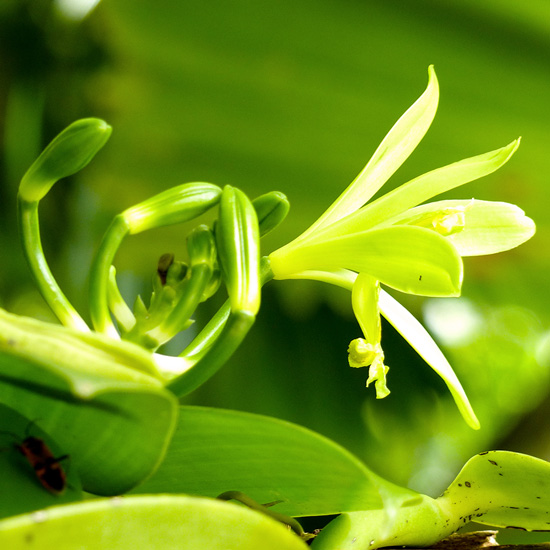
122;182;222;234
252;191;290;237
19;118;112;203
216;186;261;315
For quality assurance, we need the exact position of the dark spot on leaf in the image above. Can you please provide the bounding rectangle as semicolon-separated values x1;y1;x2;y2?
465;481;471;488
488;460;498;466
419;275;422;281
498;473;503;476
479;451;489;455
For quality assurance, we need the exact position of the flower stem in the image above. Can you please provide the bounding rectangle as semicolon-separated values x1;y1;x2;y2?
17;197;89;331
89;215;130;338
166;310;255;397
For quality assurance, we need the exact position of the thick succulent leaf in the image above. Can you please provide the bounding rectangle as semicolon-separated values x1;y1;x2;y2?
385;199;535;256
315;139;520;240
314;452;550;549
0;495;308;550
297;66;439;241
439;451;550;531
133;406;418;517
270;225;463;297
0;310;178;495
311;495;449;550
0;404;83;519
378;289;479;429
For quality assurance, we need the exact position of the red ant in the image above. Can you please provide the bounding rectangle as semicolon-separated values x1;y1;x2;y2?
0;423;68;495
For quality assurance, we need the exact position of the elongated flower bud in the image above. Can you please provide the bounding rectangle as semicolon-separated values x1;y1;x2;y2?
216;186;261;315
19;118;112;202
123;182;222;234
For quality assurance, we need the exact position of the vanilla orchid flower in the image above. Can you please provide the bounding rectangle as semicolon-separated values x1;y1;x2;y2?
268;66;535;429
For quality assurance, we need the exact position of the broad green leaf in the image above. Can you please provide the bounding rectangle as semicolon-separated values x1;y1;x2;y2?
314;452;550;549
0;404;83;519
439;451;550;531
297;65;439;242
0;309;178;495
378;289;479;429
0;495;309;550
313;139;520;241
311;495;448;550
132;406;417;516
270;225;463;297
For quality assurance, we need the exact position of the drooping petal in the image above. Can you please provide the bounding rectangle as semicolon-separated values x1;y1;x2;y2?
351;273;381;343
294;66;439;243
388;199;535;256
270;225;463;297
312;139;520;240
378;289;480;429
350;274;390;399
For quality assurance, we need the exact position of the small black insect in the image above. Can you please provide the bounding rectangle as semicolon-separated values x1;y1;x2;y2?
1;425;68;495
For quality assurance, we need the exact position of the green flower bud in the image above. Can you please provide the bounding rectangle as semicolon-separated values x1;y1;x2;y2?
252;191;290;236
188;225;217;267
19;118;112;202
123;182;222;234
216;186;261;316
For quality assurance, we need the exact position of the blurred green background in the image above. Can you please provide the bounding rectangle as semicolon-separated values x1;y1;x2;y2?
1;0;550;530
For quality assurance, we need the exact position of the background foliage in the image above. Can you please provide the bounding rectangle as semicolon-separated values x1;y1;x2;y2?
1;0;549;516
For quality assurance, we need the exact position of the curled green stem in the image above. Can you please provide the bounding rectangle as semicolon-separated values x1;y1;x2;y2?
17;197;89;332
166;310;255;397
89;215;130;338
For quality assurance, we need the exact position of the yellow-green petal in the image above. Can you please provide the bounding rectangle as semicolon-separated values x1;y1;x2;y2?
270;225;463;297
295;65;439;243
311;139;520;241
378;289;479;429
391;199;535;256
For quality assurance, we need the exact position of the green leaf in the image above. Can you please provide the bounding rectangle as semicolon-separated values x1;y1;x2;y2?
0;404;83;519
378;289;479;429
271;225;464;297
439;451;550;531
316;139;520;240
0;309;178;495
0;495;309;550
313;451;550;549
133;406;417;517
296;65;438;242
